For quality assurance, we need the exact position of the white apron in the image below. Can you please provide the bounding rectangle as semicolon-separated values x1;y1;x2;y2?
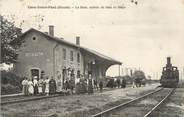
45;79;50;93
28;81;34;94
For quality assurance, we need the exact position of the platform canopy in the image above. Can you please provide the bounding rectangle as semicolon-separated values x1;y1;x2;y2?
81;47;122;66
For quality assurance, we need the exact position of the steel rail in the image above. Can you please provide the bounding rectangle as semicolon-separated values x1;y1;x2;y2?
91;88;164;117
143;88;176;117
1;94;65;105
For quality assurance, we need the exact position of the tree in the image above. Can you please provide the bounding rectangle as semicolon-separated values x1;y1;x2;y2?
0;15;23;64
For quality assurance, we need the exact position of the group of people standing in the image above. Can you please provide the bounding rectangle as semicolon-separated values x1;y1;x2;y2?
22;74;105;96
106;78;127;88
63;79;75;94
21;76;56;96
86;77;104;94
92;79;103;92
73;74;104;94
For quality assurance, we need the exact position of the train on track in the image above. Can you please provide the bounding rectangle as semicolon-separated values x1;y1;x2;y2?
160;57;179;88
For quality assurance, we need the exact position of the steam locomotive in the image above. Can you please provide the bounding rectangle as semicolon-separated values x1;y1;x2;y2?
160;57;179;88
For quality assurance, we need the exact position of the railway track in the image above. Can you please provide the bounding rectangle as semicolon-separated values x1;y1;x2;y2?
92;87;175;117
0;93;66;105
1;87;126;105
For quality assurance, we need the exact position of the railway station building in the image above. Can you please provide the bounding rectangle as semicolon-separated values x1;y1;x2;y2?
14;25;122;89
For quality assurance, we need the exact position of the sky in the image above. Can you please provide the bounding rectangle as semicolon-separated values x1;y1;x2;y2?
1;0;184;79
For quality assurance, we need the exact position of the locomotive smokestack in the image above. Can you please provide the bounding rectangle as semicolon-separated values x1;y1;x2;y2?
167;57;171;65
166;57;172;68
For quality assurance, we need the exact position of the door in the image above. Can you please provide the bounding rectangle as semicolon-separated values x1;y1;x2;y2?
31;69;39;81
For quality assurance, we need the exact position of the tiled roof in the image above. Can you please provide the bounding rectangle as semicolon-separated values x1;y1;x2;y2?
21;28;122;65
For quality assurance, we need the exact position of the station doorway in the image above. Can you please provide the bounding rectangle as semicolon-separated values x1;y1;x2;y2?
30;69;39;81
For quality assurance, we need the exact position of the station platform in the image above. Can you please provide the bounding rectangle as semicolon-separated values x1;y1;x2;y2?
1;87;115;98
1;93;23;98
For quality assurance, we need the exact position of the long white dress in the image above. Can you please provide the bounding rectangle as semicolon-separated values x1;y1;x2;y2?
75;78;80;84
57;79;62;92
33;79;38;87
28;81;34;94
38;79;43;93
45;79;50;93
22;79;28;95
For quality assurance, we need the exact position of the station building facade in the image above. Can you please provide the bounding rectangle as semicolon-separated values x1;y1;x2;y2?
14;26;122;89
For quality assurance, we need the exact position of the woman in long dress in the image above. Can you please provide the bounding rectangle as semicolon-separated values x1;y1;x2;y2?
42;78;46;94
88;75;94;94
56;75;62;93
33;76;38;95
28;80;34;95
45;77;50;96
22;77;29;96
38;79;43;95
49;76;57;95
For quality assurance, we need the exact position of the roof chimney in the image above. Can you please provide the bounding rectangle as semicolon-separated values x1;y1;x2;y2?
76;36;80;46
49;25;54;37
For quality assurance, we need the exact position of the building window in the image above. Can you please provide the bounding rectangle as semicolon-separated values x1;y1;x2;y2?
32;37;36;40
70;51;73;61
77;53;80;63
63;48;66;60
32;36;38;42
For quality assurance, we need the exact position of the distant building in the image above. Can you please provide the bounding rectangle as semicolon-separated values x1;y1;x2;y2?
14;26;122;89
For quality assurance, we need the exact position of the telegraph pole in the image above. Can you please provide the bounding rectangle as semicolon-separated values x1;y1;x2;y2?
179;67;183;83
156;72;158;80
183;67;184;80
118;65;121;76
153;72;155;79
121;68;124;76
182;67;184;82
180;67;182;82
125;67;128;76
